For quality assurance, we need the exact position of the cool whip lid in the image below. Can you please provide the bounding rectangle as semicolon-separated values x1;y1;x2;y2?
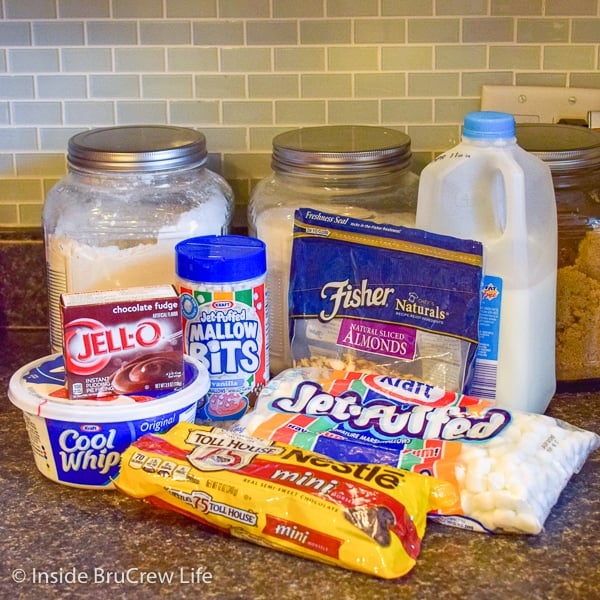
8;354;209;421
462;111;516;140
175;235;267;284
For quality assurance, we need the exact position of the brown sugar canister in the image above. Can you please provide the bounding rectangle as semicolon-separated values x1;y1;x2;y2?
516;124;600;391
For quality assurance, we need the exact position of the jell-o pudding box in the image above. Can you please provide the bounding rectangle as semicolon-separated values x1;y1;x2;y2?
60;285;184;400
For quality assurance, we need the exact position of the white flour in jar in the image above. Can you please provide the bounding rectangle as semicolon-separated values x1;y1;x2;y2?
46;199;229;353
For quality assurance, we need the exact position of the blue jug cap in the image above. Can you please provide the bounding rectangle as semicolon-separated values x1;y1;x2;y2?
463;111;516;140
175;235;267;283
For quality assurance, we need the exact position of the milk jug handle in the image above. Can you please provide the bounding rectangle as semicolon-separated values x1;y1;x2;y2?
490;153;527;239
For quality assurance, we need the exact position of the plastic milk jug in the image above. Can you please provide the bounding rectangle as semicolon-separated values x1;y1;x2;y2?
416;111;557;413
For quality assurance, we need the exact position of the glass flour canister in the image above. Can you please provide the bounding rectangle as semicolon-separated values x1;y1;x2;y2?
248;125;420;375
516;123;600;391
43;125;233;353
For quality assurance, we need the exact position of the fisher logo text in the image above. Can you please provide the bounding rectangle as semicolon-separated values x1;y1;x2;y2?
319;279;395;321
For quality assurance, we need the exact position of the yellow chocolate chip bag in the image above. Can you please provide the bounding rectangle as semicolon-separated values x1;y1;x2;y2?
114;423;456;579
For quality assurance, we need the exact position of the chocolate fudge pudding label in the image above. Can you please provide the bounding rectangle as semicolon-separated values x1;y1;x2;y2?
61;286;184;400
179;282;268;423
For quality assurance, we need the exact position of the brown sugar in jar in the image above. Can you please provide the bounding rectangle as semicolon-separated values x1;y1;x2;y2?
517;124;600;391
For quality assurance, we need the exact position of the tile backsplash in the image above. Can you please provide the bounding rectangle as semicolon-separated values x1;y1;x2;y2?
1;0;599;228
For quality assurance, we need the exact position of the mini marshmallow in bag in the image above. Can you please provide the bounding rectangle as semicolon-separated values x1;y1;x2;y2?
232;367;600;534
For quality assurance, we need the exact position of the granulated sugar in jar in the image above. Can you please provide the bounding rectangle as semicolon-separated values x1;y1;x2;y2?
175;235;269;426
248;125;419;374
43;125;233;353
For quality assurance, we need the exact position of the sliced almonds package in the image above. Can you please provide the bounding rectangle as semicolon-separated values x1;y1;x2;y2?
289;208;484;393
114;423;457;580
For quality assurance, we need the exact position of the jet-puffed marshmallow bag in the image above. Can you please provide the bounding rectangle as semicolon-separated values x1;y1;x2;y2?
232;367;600;534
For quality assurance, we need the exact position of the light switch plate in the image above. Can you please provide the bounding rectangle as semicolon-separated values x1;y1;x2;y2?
481;85;600;124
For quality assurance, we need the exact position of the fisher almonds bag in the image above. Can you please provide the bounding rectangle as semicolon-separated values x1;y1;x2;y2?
232;367;600;535
288;208;484;393
115;423;457;579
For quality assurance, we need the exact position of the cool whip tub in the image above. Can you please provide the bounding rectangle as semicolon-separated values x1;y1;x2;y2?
8;354;209;489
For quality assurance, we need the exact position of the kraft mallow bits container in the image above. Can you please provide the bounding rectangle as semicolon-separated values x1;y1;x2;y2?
8;354;209;489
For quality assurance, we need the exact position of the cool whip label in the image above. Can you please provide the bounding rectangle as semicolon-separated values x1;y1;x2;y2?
58;426;120;476
33;405;196;487
61;285;184;400
179;282;268;424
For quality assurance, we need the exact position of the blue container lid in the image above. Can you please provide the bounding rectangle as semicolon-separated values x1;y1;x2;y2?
175;235;267;283
462;111;515;140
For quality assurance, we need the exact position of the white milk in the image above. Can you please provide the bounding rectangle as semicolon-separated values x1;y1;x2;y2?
416;111;557;413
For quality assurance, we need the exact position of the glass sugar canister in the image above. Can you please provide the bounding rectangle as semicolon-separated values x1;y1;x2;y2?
43;125;233;353
248;124;420;375
516;123;600;391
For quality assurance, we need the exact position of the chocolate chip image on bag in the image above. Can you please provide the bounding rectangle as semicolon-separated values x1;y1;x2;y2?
345;505;396;547
114;423;457;579
289;208;484;393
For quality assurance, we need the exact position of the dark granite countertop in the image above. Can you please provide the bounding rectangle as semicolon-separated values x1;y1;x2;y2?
1;328;599;600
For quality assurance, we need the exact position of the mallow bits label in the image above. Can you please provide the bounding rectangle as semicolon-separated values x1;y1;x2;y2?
180;284;268;423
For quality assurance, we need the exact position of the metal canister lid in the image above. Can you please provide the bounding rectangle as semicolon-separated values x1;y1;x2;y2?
67;125;208;171
516;123;600;172
271;125;412;175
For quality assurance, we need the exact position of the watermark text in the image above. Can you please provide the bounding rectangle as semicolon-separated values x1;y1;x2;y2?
11;566;213;586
